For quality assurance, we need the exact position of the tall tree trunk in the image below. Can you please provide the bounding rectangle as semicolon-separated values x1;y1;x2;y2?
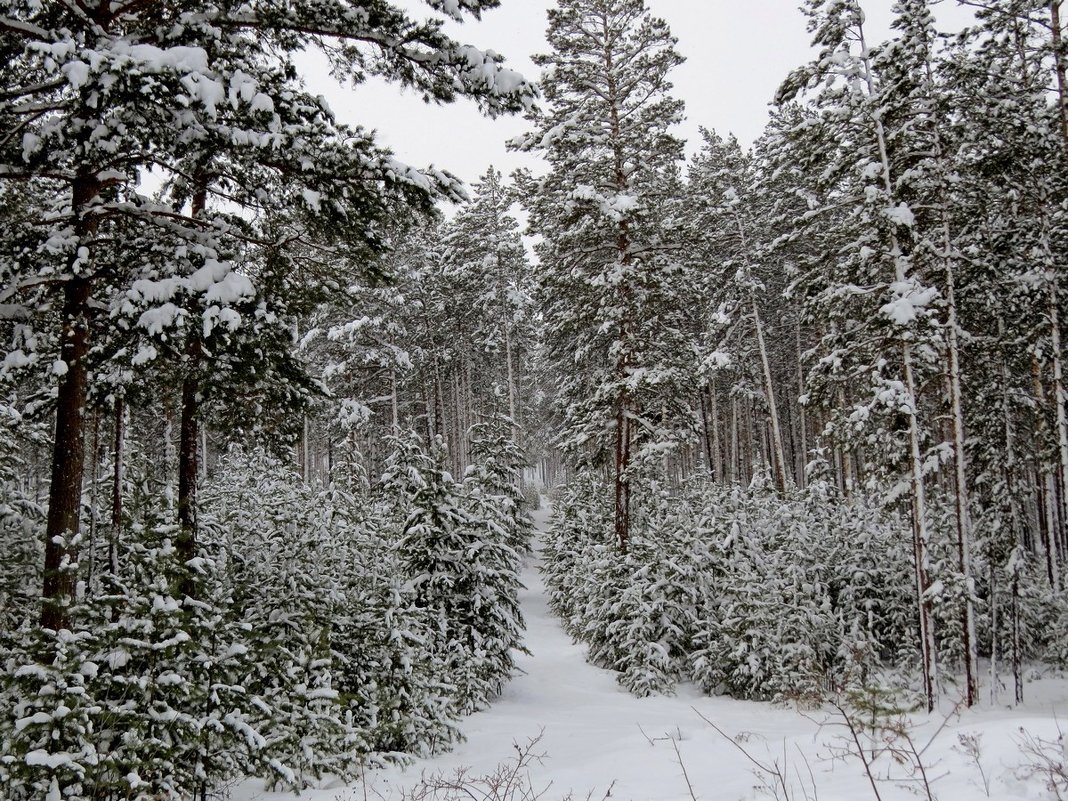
177;357;200;601
905;343;937;712
1051;2;1068;148
87;411;100;589
753;302;788;493
796;323;809;488
391;368;400;435
699;387;714;476
859;18;936;710
1048;273;1068;593
710;381;723;482
505;324;520;457
730;395;740;484
110;396;123;579
41;277;92;630
614;402;632;553
1035;359;1062;585
941;217;978;706
999;316;1026;704
729;207;788;493
605;21;634;553
177;172;208;600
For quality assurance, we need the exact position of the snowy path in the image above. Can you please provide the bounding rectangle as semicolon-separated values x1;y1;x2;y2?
238;505;1068;801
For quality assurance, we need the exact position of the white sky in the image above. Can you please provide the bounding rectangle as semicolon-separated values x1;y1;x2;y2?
301;1;976;190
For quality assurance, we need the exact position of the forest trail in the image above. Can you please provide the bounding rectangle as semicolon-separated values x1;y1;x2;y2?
238;504;1068;801
355;502;809;801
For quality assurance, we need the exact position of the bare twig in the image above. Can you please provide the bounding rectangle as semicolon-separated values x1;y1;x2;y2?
670;737;698;801
692;707;793;800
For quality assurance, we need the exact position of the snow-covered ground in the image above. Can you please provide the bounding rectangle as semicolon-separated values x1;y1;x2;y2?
235;505;1068;801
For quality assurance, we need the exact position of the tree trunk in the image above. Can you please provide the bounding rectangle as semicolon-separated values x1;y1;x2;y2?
710;381;723;482
752;302;788;493
858;16;937;710
1051;2;1068;149
614;400;631;553
1048;276;1068;592
177;364;200;601
942;231;978;706
999;316;1025;704
730;395;740;485
41;274;93;631
699;387;714;476
110;396;123;579
391;368;400;435
87;411;100;589
1034;359;1061;585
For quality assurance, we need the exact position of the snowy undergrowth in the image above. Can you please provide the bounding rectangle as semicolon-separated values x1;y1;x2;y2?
542;475;1068;705
0;432;531;800
233;502;1068;801
542;476;916;702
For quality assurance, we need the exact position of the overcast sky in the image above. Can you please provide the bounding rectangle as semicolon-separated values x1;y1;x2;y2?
302;1;976;190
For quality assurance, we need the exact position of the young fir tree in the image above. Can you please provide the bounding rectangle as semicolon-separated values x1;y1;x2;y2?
390;435;526;716
514;0;690;551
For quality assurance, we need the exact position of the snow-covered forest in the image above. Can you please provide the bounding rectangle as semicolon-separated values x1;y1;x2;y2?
3;0;1068;799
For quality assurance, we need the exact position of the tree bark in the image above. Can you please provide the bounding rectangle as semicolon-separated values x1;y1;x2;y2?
177;364;200;600
176;171;210;600
41;267;94;629
110;396;123;579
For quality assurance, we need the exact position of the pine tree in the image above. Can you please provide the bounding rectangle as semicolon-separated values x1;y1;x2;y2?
683;129;792;492
776;0;945;710
0;0;534;632
515;0;689;551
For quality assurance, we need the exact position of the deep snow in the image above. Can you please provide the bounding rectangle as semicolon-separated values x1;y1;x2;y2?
235;505;1068;801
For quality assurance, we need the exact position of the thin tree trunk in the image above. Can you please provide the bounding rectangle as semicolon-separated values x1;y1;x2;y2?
110;396;123;579
753;302;788;492
1048;275;1068;592
87;411;100;589
999;316;1025;704
605;16;634;553
505;325;519;442
730;395;740;485
858;17;936;710
710;381;723;482
1035;355;1063;587
177;171;209;601
942;229;978;706
797;323;809;488
989;561;998;706
699;387;714;476
915;30;980;700
729;205;788;493
1012;566;1024;704
433;358;445;446
614;401;631;552
177;357;200;601
1051;1;1068;149
391;368;400;435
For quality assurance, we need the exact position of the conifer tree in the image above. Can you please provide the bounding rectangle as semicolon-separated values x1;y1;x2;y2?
777;0;945;710
515;0;689;551
0;0;534;631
